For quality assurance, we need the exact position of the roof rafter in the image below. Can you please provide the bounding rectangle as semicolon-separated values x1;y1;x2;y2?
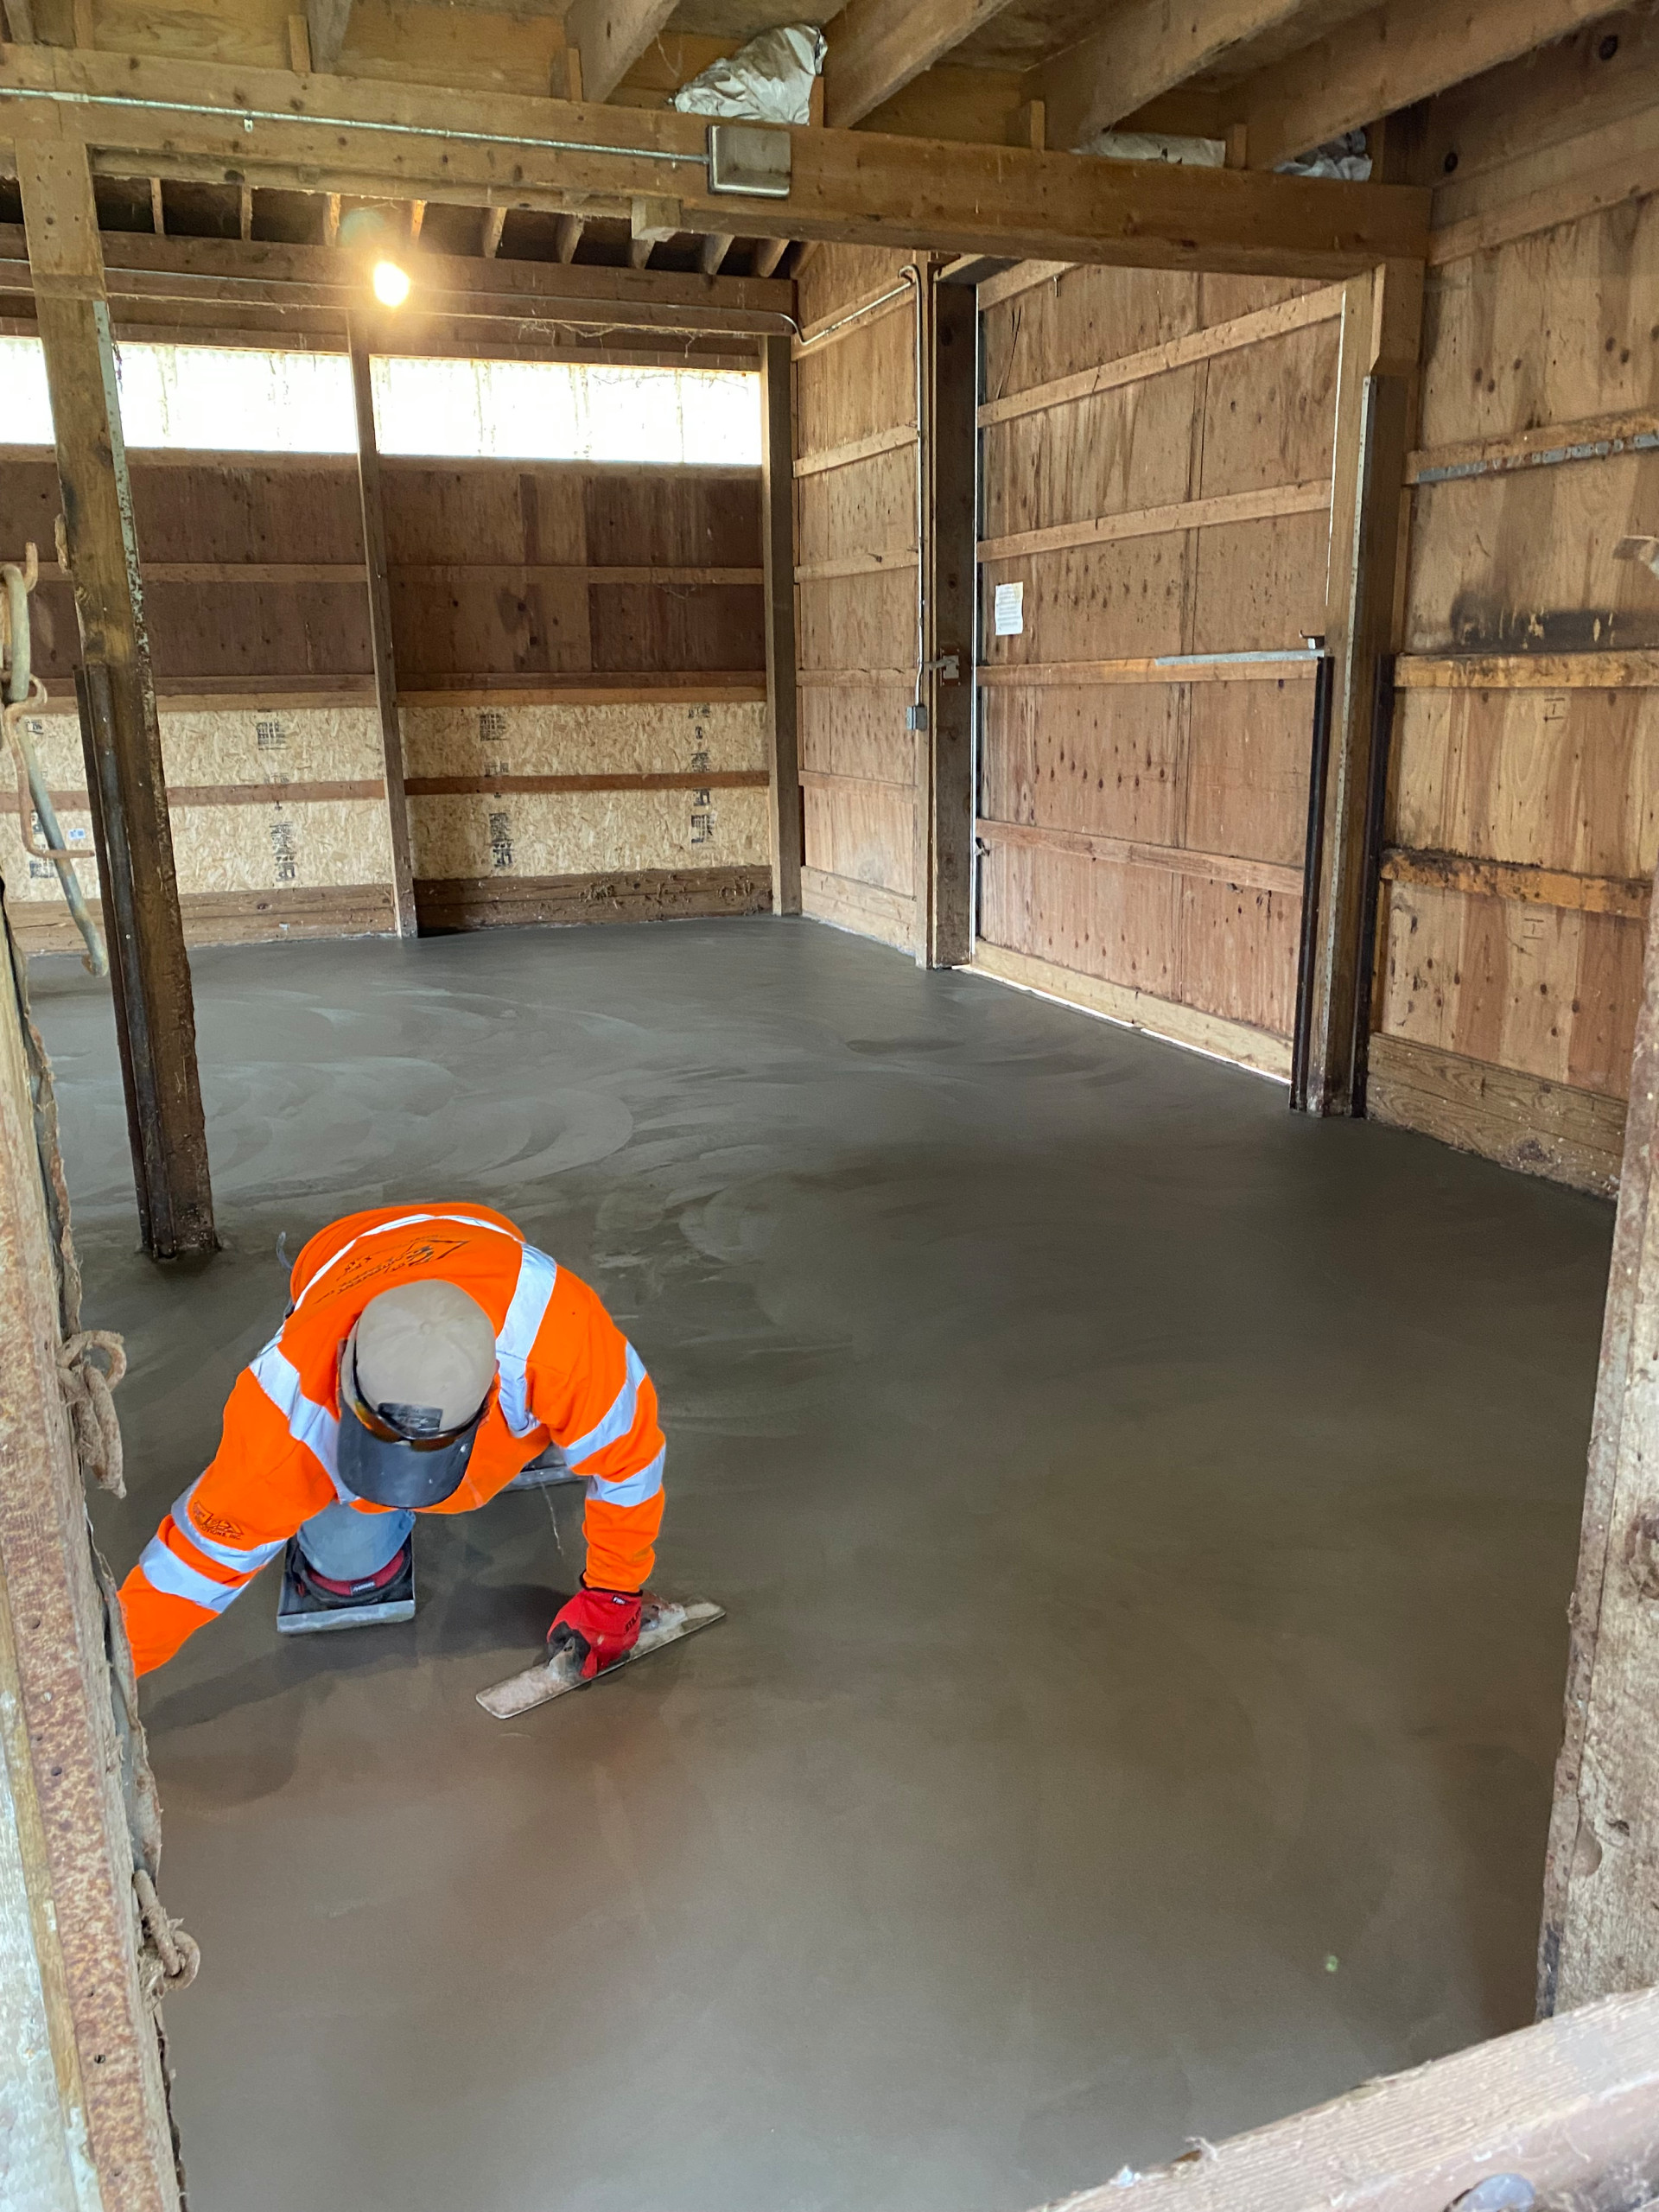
823;0;1023;130
563;0;680;104
1235;0;1628;168
1040;0;1325;154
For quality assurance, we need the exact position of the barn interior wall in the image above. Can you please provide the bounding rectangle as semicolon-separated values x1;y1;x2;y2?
971;260;1339;1077
1;442;771;950
1363;45;1659;1197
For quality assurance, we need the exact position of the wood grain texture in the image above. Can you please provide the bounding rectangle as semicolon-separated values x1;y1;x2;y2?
1368;1033;1624;1195
414;866;770;931
971;940;1293;1078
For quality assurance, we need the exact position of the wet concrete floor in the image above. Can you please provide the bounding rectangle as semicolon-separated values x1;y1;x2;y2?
30;915;1612;2212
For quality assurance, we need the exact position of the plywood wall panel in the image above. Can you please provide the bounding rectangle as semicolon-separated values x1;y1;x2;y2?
797;569;916;675
981;541;1191;664
982;370;1201;543
796;305;914;460
1183;682;1313;868
1392;687;1659;877
1191;511;1329;652
1419;200;1659;451
797;246;912;334
796;448;916;569
1382;881;1643;1097
801;782;913;896
1195;322;1339;498
982;269;1202;403
798;686;912;786
588;582;766;673
978;685;1182;842
1405;454;1659;654
1177;880;1301;1033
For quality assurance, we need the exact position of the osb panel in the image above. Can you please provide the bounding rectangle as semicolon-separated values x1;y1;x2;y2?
800;781;914;896
798;687;912;787
1391;686;1659;878
978;841;1180;1002
1380;880;1643;1096
400;699;766;779
979;540;1189;664
796;245;913;334
1191;511;1331;652
1195;321;1340;499
795;447;917;569
169;799;393;896
1405;454;1659;654
161;706;385;785
796;569;916;672
0;798;391;902
1176;878;1300;1035
1183;682;1313;868
977;684;1182;844
408;786;769;879
796;305;915;460
980;366;1201;542
1419;197;1659;451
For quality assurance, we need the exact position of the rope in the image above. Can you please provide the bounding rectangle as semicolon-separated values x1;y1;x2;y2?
133;1867;201;2004
58;1330;128;1498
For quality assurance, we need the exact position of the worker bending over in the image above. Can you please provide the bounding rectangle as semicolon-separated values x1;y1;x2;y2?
119;1204;664;1680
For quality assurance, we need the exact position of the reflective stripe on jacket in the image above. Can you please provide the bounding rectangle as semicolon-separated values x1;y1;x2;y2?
119;1203;665;1675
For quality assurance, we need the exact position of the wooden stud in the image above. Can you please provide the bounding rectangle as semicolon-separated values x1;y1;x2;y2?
754;238;791;279
760;334;802;917
919;270;976;969
16;138;215;1258
823;0;1019;129
346;315;417;940
700;234;733;276
480;206;506;258
322;193;340;247
70;0;92;45
628;238;654;271
237;183;253;242
1300;257;1423;1117
1007;99;1046;150
408;199;425;242
563;45;583;103
1225;121;1249;168
148;177;164;236
286;10;312;73
553;214;585;264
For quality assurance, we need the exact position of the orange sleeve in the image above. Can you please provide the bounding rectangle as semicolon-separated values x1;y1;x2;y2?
118;1367;334;1675
529;1274;665;1595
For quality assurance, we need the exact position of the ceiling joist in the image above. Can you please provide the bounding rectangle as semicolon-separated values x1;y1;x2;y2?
563;0;680;105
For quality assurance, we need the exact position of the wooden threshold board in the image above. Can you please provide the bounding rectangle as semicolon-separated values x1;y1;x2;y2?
414;866;771;931
969;941;1291;1081
1367;1033;1625;1198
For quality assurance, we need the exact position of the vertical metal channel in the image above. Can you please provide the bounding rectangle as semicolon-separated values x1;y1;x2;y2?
1348;652;1398;1118
1290;653;1336;1113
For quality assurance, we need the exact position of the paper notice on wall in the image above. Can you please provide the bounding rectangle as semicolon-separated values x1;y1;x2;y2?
993;582;1025;637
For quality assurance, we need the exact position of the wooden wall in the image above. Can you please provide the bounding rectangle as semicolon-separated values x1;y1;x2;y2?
972;264;1340;1077
792;246;922;951
0;443;771;950
1365;29;1659;1196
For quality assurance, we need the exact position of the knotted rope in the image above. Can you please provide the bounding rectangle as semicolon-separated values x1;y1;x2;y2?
58;1328;127;1497
133;1866;201;2004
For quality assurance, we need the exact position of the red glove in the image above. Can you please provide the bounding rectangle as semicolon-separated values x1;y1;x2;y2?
549;1582;642;1680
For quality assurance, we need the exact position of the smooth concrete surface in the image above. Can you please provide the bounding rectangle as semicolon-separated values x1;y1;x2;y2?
30;917;1611;2212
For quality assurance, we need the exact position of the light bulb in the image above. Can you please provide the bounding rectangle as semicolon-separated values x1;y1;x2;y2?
372;260;410;308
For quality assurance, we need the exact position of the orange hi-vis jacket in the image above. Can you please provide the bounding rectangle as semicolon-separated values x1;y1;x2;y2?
118;1203;666;1675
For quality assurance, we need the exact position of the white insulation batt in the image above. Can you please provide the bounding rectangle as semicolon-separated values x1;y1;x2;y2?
671;24;824;124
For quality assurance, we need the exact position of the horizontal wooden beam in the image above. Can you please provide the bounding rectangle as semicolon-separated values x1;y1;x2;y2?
27;672;770;712
794;424;918;478
978;650;1321;685
416;863;770;930
970;938;1292;1077
1040;0;1310;156
979;283;1343;428
796;664;914;686
794;549;918;582
799;863;914;948
1236;0;1622;174
1381;846;1650;919
563;0;677;105
978;478;1330;564
408;770;768;797
1397;652;1659;690
978;816;1303;896
0;46;1431;278
15;559;766;587
1408;406;1659;485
